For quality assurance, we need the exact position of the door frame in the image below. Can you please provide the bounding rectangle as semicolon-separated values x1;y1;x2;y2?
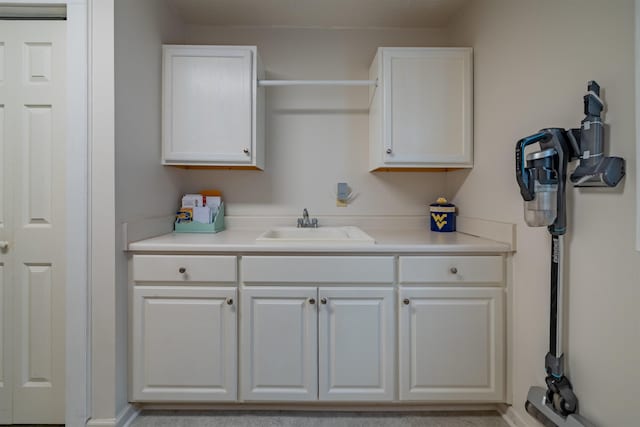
636;0;640;251
0;1;102;426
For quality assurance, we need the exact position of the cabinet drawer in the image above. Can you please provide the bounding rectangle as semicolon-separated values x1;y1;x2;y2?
242;256;394;284
133;255;237;283
399;256;503;284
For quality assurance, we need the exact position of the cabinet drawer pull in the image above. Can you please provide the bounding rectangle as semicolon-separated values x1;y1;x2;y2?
320;298;327;304
178;267;187;274
243;148;250;155
450;267;458;274
308;298;316;305
226;298;233;306
403;298;410;305
386;148;392;154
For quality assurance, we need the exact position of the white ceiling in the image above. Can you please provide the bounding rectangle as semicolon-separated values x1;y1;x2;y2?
166;0;470;29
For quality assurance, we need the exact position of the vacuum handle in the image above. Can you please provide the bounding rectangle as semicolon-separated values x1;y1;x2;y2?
515;132;549;201
584;80;603;117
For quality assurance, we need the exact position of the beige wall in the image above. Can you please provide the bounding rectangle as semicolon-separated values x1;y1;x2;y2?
180;26;452;217
113;0;186;416
448;1;639;425
111;2;638;425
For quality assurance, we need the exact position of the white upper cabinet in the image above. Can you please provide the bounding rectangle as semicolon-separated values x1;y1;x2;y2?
369;47;473;171
162;45;265;169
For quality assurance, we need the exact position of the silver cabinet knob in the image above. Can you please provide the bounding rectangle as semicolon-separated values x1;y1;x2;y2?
178;267;186;274
403;298;410;305
450;267;458;274
0;241;8;250
386;148;392;154
243;148;250;155
320;298;327;305
308;298;316;305
226;298;234;306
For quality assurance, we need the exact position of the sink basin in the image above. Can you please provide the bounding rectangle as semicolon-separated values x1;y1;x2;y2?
256;226;375;245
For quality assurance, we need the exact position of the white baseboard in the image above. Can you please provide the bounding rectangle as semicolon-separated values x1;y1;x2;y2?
498;404;534;427
86;404;140;427
86;418;116;426
117;404;141;427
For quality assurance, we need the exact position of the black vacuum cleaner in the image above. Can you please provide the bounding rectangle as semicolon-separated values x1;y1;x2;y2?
515;81;625;427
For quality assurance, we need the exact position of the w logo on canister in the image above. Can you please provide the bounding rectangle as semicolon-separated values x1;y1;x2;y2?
431;213;448;230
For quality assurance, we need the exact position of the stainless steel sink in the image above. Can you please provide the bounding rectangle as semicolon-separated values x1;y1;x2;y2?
256;226;375;245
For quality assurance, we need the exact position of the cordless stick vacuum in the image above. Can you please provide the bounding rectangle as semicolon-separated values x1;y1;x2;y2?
515;81;625;427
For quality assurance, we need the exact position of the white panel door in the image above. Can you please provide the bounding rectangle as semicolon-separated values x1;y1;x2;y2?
381;48;472;167
0;21;66;424
132;286;237;401
162;45;254;164
0;93;12;423
318;287;395;401
240;287;318;401
399;287;504;401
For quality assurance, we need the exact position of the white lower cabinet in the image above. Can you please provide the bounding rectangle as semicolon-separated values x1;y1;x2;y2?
240;287;318;401
131;286;237;401
318;288;395;401
398;287;505;401
240;286;395;402
129;254;508;405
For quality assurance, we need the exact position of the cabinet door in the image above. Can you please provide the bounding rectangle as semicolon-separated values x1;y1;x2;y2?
162;45;254;165
381;48;472;168
240;287;318;401
399;287;504;401
318;287;395;401
131;286;237;401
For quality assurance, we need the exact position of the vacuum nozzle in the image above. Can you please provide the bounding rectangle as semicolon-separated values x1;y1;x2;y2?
526;386;597;427
571;156;625;187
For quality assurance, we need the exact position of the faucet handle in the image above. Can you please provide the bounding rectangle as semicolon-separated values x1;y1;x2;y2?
297;218;304;228
311;218;319;228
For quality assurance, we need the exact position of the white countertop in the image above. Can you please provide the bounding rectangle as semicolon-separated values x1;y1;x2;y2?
127;228;511;254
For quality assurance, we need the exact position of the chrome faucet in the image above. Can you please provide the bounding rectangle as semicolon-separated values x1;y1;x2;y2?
297;208;318;228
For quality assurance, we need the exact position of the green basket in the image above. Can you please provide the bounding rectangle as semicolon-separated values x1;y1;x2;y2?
174;202;225;233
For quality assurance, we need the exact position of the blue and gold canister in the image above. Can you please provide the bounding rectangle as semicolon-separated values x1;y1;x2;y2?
430;197;456;232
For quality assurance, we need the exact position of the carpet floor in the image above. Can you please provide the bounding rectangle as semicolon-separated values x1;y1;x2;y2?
132;410;510;427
